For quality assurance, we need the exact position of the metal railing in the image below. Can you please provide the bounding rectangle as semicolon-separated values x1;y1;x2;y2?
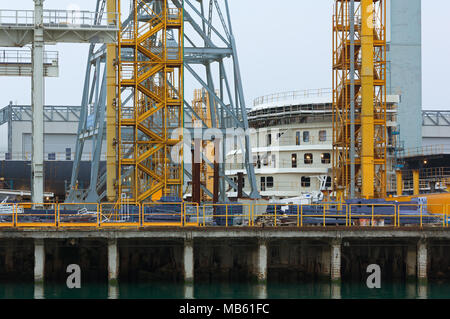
0;202;447;229
0;49;58;65
253;88;332;107
0;152;106;161
0;10;119;29
399;145;450;158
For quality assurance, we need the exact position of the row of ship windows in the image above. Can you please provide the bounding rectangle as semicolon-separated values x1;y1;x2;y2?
233;176;333;191
5;148;73;160
266;130;327;146
254;153;331;168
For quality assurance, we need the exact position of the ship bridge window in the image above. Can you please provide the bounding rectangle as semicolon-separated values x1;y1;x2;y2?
319;130;327;142
291;154;297;168
304;153;313;164
321;153;331;164
326;176;332;188
261;176;274;191
66;148;71;161
296;131;301;145
303;131;310;143
48;153;56;161
267;176;274;188
301;176;311;188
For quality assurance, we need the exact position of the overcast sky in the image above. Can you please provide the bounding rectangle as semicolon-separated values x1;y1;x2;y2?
0;0;449;151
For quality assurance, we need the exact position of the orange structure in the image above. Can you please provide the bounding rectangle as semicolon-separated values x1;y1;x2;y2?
116;1;183;202
333;0;388;199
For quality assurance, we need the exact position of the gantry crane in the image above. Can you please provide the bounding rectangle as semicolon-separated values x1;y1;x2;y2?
332;0;387;200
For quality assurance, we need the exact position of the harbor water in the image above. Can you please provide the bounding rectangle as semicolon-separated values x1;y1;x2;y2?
1;281;450;299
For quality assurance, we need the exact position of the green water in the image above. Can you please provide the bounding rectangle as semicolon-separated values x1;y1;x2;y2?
1;281;450;299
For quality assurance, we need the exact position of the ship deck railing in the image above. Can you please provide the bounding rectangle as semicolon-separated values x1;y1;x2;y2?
0;202;448;229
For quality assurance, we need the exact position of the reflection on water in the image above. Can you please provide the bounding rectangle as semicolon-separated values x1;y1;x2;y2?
0;281;449;299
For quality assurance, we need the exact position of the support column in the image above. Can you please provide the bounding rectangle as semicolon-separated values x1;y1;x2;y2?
108;239;119;284
321;244;331;278
406;244;417;280
256;240;268;283
31;0;45;204
417;282;428;299
4;246;14;273
396;170;403;196
34;239;45;283
331;239;342;282
417;239;427;283
106;0;117;201
361;0;375;198
184;239;194;283
108;284;119;299
331;281;341;299
184;284;194;299
413;170;420;196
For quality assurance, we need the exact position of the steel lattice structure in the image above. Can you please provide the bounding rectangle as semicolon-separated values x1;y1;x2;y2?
332;0;387;199
116;0;184;202
68;0;259;203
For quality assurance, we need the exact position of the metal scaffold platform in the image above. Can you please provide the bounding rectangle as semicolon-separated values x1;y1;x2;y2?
332;0;387;200
0;49;58;77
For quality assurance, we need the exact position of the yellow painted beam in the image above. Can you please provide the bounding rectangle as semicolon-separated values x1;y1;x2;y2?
413;170;420;196
396;170;403;196
361;0;375;199
106;0;117;202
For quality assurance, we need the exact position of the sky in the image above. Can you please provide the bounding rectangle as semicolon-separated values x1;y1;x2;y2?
0;0;449;151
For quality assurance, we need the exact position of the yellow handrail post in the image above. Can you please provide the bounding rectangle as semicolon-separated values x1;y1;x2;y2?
203;205;205;227
300;205;303;227
349;205;352;227
97;203;100;228
323;204;326;227
225;205;228;227
420;204;423;228
371;205;374;227
274;205;277;227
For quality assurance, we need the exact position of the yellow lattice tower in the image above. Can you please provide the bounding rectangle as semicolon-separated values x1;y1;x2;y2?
116;0;183;202
332;0;387;199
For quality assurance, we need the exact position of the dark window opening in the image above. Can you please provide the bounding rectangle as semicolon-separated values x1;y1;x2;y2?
267;176;274;188
304;153;313;164
301;176;311;188
319;130;327;142
326;176;332;188
291;154;297;168
65;148;71;161
296;131;301;145
303;131;310;143
321;153;331;164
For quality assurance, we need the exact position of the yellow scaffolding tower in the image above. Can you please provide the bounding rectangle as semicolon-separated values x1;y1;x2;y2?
116;0;183;202
332;0;387;199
